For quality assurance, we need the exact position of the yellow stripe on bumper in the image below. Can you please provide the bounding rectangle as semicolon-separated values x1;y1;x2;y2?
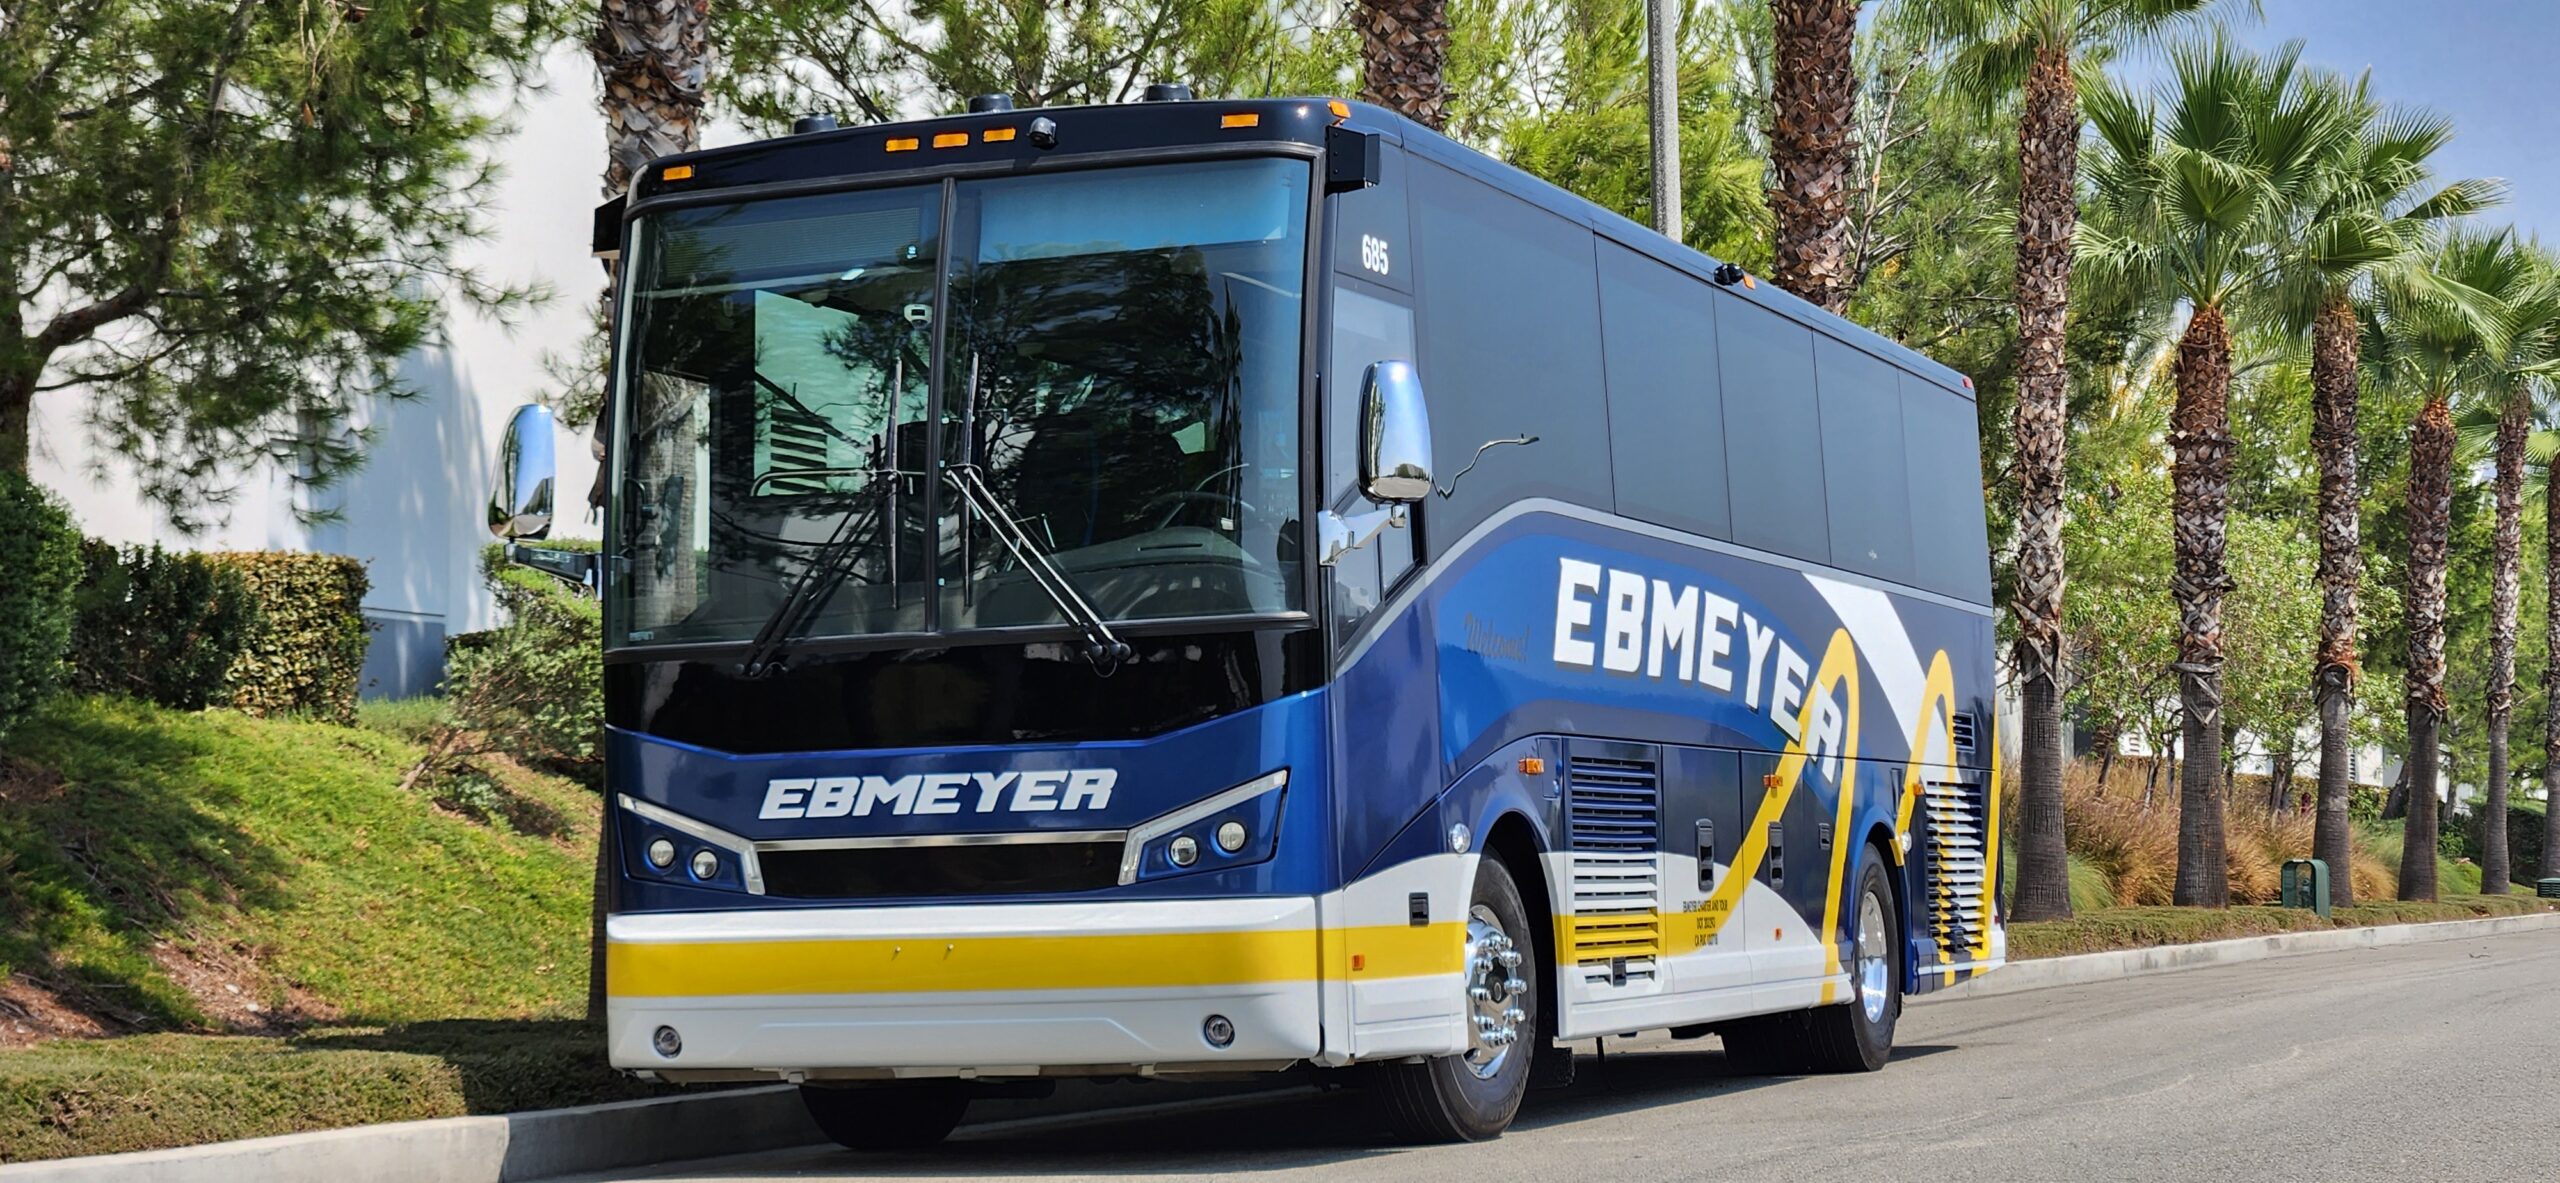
609;922;1464;999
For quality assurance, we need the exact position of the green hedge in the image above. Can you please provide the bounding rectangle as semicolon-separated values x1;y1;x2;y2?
445;545;602;784
0;473;80;740
213;553;371;724
69;541;258;710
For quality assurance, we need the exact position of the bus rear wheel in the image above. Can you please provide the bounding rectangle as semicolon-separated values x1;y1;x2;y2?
1720;853;1899;1075
1802;853;1899;1073
1376;855;1538;1143
800;1081;971;1151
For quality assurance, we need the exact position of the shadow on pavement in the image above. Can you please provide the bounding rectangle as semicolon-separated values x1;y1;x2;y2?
651;1041;1961;1178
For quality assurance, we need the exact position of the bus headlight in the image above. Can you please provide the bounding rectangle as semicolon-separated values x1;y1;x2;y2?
1120;770;1288;884
646;838;678;869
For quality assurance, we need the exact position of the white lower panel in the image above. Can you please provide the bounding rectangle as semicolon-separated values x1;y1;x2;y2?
610;982;1321;1072
1324;853;1475;1061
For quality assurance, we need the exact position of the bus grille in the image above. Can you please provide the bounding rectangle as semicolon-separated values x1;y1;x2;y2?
757;840;1122;900
1921;780;1990;960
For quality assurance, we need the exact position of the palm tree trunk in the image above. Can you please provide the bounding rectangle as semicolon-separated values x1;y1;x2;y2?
2401;392;2454;901
1355;0;1451;130
2547;480;2560;879
2005;43;2077;924
588;0;711;1023
2480;390;2528;893
2170;303;2233;907
2308;291;2360;906
1764;0;1859;313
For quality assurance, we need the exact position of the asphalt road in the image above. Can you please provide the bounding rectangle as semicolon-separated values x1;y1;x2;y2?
564;929;2560;1182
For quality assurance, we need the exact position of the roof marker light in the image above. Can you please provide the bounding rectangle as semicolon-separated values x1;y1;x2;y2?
983;127;1017;143
885;137;919;152
659;164;694;182
1221;112;1260;129
932;132;969;148
1328;100;1351;122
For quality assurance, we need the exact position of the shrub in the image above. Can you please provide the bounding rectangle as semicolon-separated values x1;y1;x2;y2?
213;553;371;724
442;546;602;785
68;541;257;710
0;473;80;739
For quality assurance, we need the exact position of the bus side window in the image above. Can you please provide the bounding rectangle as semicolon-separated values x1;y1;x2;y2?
1328;285;1417;640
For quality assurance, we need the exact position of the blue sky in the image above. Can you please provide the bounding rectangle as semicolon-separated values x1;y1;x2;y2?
2154;0;2558;241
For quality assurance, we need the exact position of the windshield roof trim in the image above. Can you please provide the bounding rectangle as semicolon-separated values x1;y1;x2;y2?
620;140;1321;225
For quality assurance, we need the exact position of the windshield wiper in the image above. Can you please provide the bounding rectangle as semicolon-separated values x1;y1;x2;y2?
944;462;1133;671
737;491;882;679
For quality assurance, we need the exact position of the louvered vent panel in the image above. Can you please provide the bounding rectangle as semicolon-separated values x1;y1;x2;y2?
1566;750;1661;983
1950;711;1979;756
1921;780;1991;961
1567;755;1659;852
1567;854;1661;981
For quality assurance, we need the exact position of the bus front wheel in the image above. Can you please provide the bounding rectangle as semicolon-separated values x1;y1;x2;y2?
1376;855;1538;1142
800;1081;971;1151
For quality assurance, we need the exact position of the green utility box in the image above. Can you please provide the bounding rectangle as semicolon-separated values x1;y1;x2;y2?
2281;858;2332;919
2539;877;2560;900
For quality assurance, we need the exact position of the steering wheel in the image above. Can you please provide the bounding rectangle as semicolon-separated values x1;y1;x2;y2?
1138;489;1253;532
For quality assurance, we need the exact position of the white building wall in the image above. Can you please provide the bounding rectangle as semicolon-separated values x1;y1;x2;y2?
30;47;614;699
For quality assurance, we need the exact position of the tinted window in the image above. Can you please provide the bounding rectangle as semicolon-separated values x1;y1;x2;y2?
1902;374;1993;602
1597;240;1730;538
1715;298;1826;560
1410;159;1611;547
1814;337;1914;582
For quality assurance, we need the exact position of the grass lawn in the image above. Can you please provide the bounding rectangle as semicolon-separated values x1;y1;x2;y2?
0;695;659;1164
0;1021;665;1164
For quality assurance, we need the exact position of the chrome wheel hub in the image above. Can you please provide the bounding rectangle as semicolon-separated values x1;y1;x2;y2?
1461;904;1528;1079
1856;890;1890;1025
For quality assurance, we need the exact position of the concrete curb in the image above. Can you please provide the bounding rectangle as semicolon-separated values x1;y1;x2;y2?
0;1077;1276;1183
11;910;2554;1181
1926;907;2560;1002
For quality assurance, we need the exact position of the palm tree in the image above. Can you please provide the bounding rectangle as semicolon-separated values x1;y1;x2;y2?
2544;433;2560;882
2451;249;2559;895
589;0;712;1019
2081;35;2353;906
2268;90;2501;909
1357;0;1451;128
1905;0;2229;923
1764;0;1859;311
2372;228;2531;901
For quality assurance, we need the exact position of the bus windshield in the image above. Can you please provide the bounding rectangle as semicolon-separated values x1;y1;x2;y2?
609;157;1311;651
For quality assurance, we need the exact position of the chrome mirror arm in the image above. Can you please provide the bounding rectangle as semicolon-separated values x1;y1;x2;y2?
1317;503;1408;568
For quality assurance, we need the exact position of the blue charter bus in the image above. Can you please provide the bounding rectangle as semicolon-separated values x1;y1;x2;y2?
505;90;2002;1148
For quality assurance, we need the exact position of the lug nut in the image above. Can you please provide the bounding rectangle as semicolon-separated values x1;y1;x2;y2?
1504;977;1527;994
1469;985;1492;1001
1498;950;1523;968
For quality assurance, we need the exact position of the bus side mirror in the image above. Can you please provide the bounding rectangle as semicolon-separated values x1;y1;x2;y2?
489;403;558;541
1359;360;1433;505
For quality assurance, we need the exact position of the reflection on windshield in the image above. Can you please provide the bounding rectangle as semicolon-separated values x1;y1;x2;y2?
609;158;1308;651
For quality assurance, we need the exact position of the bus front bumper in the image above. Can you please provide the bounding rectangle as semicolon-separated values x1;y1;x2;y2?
604;897;1326;1076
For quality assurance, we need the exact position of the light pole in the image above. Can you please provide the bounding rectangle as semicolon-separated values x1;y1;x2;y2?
1646;0;1682;242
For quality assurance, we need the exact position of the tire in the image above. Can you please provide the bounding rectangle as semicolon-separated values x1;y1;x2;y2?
799;1081;971;1151
1801;852;1899;1073
1376;856;1539;1142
